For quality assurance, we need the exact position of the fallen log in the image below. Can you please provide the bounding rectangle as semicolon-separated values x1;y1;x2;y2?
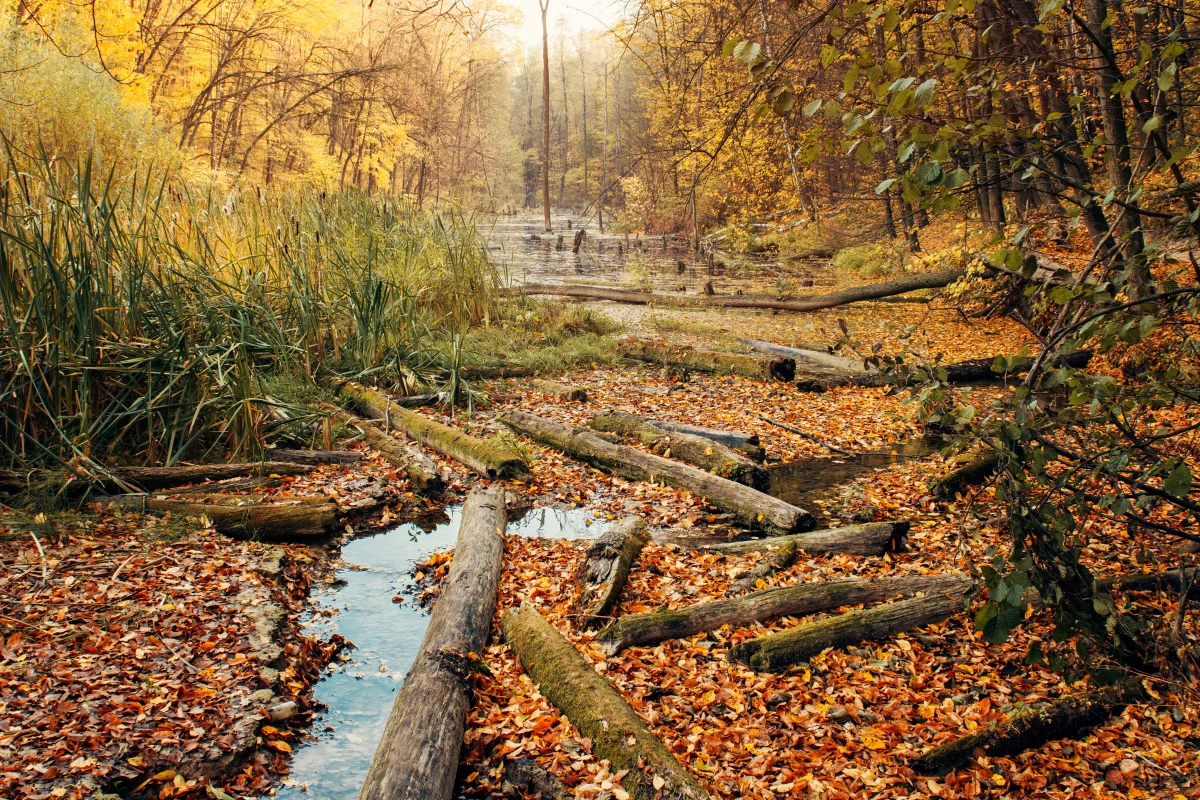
589;412;769;490
913;683;1141;774
618;339;795;382
729;576;977;671
515;268;965;312
361;486;507;800
737;338;874;374
575;516;650;626
113;495;338;540
323;404;443;495
929;451;1001;498
597;572;971;655
499;410;813;535
501;602;712;800
458;365;536;379
529;379;588;402
267;448;363;465
649;421;766;461
689;521;908;558
726;540;802;595
0;462;315;497
336;381;528;480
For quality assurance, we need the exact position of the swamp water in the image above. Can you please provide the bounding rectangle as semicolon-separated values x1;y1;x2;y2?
274;506;600;800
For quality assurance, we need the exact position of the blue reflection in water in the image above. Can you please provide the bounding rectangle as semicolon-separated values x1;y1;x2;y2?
274;505;600;800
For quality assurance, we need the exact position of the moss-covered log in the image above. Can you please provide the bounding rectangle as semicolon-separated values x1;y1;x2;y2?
729;575;976;671
499;410;813;535
690;521;909;558
618;339;795;382
324;405;442;495
929;451;1001;498
650;421;766;461
336;381;528;479
114;496;338;540
530;379;588;402
501;602;711;800
361;486;507;800
913;683;1141;774
589;412;769;490
576;516;650;626
268;448;363;465
598;572;968;655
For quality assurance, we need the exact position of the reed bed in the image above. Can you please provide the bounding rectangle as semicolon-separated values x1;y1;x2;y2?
0;147;499;472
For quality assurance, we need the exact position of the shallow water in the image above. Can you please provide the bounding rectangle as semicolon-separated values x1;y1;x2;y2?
275;505;601;800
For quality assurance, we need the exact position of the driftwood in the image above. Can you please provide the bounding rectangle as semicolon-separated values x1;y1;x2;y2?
114;495;338;539
575;516;650;626
499;410;813;535
361;486;507;800
336;381;528;479
0;462;315;497
929;451;1002;498
529;379;588;402
688;521;908;558
324;404;443;495
515;268;965;312
589;412;769;490
597;572;970;655
618;339;795;382
267;448;363;465
914;683;1141;774
649;421;766;461
729;576;977;671
501;602;712;800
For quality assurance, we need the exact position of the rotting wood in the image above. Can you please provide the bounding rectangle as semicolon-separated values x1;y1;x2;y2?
267;448;363;465
618;339;795;382
929;451;1002;498
322;404;443;495
648;421;766;461
336;381;528;479
529;379;588;402
360;486;507;800
501;602;712;800
514;268;965;312
113;495;338;540
686;521;909;558
589;412;769;490
575;516;649;626
499;410;813;535
729;576;977;671
597;572;972;655
913;683;1142;774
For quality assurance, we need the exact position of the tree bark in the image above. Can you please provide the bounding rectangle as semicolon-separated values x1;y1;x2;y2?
648;421;765;462
689;521;908;558
113;495;338;540
598;572;971;655
576;516;649;626
913;683;1142;774
530;379;588;402
501;602;712;800
324;404;443;495
729;576;977;671
336;381;528;480
498;410;814;535
361;486;507;800
618;339;795;382
539;0;552;231
588;412;768;490
514;267;965;311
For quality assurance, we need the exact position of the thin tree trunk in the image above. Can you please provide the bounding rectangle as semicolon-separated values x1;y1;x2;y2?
540;0;552;231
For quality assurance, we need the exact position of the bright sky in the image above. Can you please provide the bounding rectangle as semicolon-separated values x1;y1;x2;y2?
503;0;625;49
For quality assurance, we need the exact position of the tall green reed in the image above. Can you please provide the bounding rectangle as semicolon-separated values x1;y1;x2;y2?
0;145;499;470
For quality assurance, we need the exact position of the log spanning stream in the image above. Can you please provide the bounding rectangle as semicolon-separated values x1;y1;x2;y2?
274;506;602;799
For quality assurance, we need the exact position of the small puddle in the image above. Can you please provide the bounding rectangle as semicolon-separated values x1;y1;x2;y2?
768;438;939;520
275;505;600;799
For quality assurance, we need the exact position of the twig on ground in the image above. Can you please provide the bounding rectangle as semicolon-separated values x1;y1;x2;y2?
755;414;852;456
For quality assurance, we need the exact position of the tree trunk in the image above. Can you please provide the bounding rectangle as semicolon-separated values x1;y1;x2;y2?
530;379;588;402
540;0;552;231
324;404;443;495
267;449;363;465
618;340;795;382
515;267;965;312
914;683;1142;774
588;412;768;490
598;572;970;655
361;486;507;800
689;521;908;558
336;381;529;480
498;410;814;535
576;516;649;626
113;496;338;540
0;462;318;498
647;421;765;462
735;339;873;374
501;602;712;800
729;578;976;671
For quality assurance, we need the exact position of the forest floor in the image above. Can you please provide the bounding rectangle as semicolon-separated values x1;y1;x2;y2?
3;285;1199;800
